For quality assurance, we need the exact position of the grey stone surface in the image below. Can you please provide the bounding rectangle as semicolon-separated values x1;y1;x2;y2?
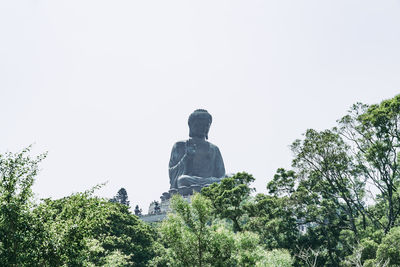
143;195;193;223
140;213;167;223
168;109;225;194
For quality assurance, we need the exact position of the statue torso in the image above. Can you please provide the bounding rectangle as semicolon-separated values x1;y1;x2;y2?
168;138;225;189
187;139;214;177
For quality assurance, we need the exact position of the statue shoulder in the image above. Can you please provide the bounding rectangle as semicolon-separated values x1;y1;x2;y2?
206;141;220;150
172;140;187;148
171;140;187;152
169;141;187;165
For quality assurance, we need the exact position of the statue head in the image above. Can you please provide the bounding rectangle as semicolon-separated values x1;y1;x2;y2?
188;109;212;140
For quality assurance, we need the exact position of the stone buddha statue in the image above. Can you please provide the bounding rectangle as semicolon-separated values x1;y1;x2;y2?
168;109;225;193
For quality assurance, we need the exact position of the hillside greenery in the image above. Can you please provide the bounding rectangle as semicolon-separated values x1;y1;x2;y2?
1;94;400;266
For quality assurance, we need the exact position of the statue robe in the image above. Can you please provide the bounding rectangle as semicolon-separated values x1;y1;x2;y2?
168;139;225;189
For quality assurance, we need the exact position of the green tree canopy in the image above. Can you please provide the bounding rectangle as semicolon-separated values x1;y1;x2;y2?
152;193;293;267
0;146;46;266
201;172;254;232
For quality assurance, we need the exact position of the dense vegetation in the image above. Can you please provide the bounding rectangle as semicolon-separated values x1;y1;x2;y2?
1;95;400;266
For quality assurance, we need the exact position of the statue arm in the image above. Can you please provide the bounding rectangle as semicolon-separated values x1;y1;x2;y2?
168;142;187;189
214;147;226;178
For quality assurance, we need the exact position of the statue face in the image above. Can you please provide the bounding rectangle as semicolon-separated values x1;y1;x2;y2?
189;118;211;138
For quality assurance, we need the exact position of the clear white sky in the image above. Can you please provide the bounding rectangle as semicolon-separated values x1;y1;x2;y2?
1;0;400;211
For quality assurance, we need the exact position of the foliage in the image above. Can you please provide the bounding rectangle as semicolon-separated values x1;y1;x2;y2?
291;128;365;237
258;249;294;267
32;188;111;266
154;193;233;266
96;200;157;266
288;128;367;265
32;189;156;266
0;146;46;266
253;94;400;265
376;226;400;266
110;187;130;207
245;192;299;251
201;172;254;232
153;193;291;266
265;167;352;265
251;168;299;251
359;238;379;264
3;94;400;266
0;147;156;266
339;95;400;233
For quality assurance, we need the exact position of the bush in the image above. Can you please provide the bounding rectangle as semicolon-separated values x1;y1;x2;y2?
376;226;400;266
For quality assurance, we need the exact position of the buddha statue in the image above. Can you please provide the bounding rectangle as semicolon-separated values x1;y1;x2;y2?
168;109;225;193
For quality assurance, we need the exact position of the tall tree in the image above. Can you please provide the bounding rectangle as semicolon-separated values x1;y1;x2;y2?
152;193;293;267
110;187;130;207
266;167;349;266
201;172;254;232
291;129;365;238
263;94;400;265
245;191;299;252
0;146;46;266
339;95;400;233
33;187;157;266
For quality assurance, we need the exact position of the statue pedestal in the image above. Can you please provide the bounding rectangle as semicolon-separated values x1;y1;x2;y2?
140;194;192;223
159;184;206;201
140;183;219;223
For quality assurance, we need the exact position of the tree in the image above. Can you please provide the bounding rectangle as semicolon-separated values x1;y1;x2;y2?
264;167;350;266
32;188;112;266
376;226;400;266
97;200;157;266
110;188;130;207
0;146;46;266
339;95;400;233
32;187;157;266
264;94;400;265
134;205;142;216
201;172;255;232
249;169;299;251
157;193;223;266
152;193;291;266
0;147;156;267
245;192;299;252
291;129;366;238
154;201;161;214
